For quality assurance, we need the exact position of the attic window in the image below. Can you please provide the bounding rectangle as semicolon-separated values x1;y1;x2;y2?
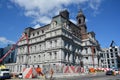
37;31;39;35
52;21;57;28
33;33;35;36
42;30;44;33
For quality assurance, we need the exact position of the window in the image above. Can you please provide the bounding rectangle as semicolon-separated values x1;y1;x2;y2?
55;31;57;36
111;53;113;57
21;56;23;62
52;21;57;28
85;48;88;54
50;41;52;48
115;53;118;57
78;19;81;24
39;45;41;51
54;52;57;59
107;50;108;52
30;47;32;53
37;31;39;35
108;60;110;64
34;56;36;61
38;55;41;61
49;52;52;60
35;46;36;52
29;56;31;62
112;59;114;63
107;53;109;58
42;30;44;33
115;48;118;52
55;40;57;47
85;57;88;60
33;33;35;36
110;49;113;52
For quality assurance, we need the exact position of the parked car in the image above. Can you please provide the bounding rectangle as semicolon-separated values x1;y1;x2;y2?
106;70;114;75
18;73;23;79
113;68;119;75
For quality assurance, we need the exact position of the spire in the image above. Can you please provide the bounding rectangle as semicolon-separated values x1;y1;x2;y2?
76;9;86;26
76;9;85;19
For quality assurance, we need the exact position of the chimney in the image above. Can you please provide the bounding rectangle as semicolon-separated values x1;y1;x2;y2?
59;10;69;19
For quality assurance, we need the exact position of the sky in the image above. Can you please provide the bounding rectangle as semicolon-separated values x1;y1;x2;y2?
0;0;120;48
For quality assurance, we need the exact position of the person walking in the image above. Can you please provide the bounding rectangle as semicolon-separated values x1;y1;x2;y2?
50;68;54;80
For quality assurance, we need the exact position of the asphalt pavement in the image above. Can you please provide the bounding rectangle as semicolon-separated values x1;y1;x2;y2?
7;72;118;80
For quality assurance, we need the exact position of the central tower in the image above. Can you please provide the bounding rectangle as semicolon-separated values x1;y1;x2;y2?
76;10;87;35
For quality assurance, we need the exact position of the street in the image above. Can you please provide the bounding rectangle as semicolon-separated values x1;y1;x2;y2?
6;72;120;80
57;74;120;80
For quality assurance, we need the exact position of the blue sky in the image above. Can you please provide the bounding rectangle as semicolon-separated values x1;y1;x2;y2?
0;0;120;48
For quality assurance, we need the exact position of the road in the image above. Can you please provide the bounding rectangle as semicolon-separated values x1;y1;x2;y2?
7;73;120;80
56;74;120;80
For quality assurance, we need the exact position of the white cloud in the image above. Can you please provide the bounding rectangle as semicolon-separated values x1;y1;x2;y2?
10;0;103;25
0;37;15;45
33;24;41;29
89;0;101;11
70;19;77;24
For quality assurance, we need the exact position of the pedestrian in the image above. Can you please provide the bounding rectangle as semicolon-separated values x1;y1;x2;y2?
36;65;43;76
50;68;54;80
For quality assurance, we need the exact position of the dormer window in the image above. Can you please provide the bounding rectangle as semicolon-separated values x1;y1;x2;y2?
42;30;44;33
51;21;57;28
33;33;35;36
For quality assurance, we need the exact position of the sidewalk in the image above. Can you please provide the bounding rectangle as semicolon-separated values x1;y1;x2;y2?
52;72;105;78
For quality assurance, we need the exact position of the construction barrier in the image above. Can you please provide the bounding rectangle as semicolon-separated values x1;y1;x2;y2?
94;67;110;72
22;68;37;79
63;66;83;73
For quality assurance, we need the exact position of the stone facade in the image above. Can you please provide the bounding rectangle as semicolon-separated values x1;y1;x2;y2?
6;10;101;73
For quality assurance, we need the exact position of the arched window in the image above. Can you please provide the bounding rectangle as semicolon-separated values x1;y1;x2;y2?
78;19;81;24
51;21;57;28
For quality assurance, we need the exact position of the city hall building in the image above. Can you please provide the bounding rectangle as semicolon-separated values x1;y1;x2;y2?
6;10;101;73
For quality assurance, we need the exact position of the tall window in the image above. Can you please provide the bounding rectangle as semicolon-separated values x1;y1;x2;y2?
111;53;113;57
107;53;109;58
35;46;36;52
29;56;31;62
55;40;57;47
39;45;41;51
38;55;41;61
115;48;118;52
34;56;36;62
54;52;57;59
49;52;52;60
50;41;52;48
85;48;88;54
30;47;32;53
33;33;35;36
78;19;81;24
42;30;44;33
22;56;23;62
37;31;39;35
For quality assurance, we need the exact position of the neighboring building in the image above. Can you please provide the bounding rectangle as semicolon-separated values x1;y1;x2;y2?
0;44;17;64
100;46;120;68
6;10;101;73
